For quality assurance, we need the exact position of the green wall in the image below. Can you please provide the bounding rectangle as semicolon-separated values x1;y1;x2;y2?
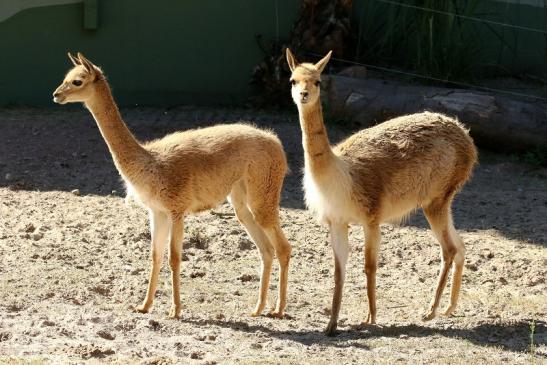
0;1;298;106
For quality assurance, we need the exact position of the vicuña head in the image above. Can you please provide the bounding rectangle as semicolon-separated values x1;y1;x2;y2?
286;48;332;109
53;52;104;105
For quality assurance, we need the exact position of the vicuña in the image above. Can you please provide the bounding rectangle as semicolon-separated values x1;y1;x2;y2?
286;48;477;335
53;53;292;319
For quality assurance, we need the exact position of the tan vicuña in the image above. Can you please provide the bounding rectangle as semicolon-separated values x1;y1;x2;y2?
53;52;292;319
286;48;477;336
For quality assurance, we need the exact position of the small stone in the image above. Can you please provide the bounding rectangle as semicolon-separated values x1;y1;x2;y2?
528;275;544;287
97;330;115;340
5;173;12;180
32;232;44;241
499;277;508;285
480;249;494;259
399;334;409;339
20;223;36;233
190;271;206;279
207;335;216;341
71;189;80;196
250;343;263;349
190;352;203;360
238;238;253;250
148;320;161;331
465;262;478;271
238;274;257;282
215;313;225;320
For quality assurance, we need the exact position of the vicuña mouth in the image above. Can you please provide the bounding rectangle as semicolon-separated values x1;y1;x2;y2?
53;96;66;104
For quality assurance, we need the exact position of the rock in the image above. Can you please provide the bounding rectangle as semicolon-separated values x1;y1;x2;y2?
238;274;258;282
238;238;253;250
527;275;544;287
32;232;44;241
190;351;204;359
499;277;508;285
148;320;161;331
250;343;263;349
190;271;206;278
71;189;81;196
480;249;494;259
465;262;479;271
97;330;115;340
20;223;36;233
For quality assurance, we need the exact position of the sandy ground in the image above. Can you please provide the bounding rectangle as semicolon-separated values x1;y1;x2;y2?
0;106;546;364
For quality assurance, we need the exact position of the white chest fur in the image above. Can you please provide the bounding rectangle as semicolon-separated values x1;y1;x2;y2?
303;159;358;224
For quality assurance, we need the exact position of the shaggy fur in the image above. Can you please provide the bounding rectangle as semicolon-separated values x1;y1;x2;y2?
287;48;477;336
53;53;292;319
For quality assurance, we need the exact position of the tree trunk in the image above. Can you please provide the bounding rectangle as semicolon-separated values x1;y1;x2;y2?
323;74;547;151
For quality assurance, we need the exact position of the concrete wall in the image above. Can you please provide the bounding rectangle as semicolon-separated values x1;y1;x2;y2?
0;1;298;106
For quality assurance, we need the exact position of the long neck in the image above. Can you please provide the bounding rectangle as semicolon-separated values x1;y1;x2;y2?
298;101;335;172
85;80;150;179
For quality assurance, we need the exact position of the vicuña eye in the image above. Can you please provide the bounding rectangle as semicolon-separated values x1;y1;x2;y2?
72;80;83;86
290;80;296;86
315;80;321;86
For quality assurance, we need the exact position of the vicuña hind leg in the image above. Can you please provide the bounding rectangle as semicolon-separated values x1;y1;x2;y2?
230;183;275;317
168;214;184;318
422;196;465;320
136;210;169;314
362;223;381;325
245;173;292;318
262;223;291;318
325;223;349;336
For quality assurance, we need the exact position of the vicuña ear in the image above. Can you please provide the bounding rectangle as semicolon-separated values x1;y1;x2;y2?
315;50;332;74
77;52;97;76
286;48;299;72
68;52;80;66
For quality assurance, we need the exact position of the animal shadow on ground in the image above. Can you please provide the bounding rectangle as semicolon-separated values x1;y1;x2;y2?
181;317;546;356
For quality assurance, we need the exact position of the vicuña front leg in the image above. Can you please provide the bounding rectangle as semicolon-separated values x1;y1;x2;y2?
363;223;380;325
168;214;184;318
325;223;349;336
136;210;169;314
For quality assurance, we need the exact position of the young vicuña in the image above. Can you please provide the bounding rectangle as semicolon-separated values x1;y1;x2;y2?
286;48;477;335
53;52;292;319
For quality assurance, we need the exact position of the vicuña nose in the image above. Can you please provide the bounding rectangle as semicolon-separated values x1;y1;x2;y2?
53;92;60;97
301;90;308;97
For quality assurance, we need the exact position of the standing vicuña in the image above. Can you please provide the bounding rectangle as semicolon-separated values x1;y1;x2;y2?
53;52;292;318
286;49;477;335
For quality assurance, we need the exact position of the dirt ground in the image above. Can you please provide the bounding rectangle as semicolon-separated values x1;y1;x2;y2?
0;106;546;364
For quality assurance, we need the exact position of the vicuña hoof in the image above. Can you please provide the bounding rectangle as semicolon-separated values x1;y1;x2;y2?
363;312;376;325
268;309;285;319
324;320;338;337
250;303;266;317
168;305;182;319
422;310;437;321
442;306;456;317
134;304;149;314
